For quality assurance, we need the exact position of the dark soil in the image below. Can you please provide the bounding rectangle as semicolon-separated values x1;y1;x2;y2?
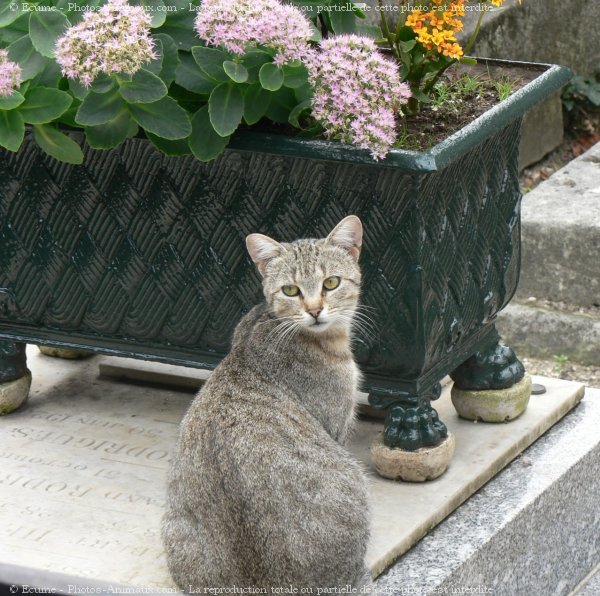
400;80;505;150
399;61;538;150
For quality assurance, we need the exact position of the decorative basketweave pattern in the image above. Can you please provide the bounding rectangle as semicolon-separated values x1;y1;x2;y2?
0;121;521;385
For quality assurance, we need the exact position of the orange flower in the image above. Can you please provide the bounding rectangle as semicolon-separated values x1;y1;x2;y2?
405;0;466;60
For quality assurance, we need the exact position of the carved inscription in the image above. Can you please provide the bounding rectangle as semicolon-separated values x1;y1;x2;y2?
0;350;191;588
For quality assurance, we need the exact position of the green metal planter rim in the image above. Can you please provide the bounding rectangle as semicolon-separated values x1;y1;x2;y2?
227;58;572;172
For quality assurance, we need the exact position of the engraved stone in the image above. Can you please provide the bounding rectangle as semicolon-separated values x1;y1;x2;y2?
0;348;584;586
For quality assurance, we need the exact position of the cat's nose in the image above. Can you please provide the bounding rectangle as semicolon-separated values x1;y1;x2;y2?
307;307;323;320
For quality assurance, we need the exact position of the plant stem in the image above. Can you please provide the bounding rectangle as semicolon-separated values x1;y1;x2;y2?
463;8;485;55
378;0;397;57
395;0;408;38
422;59;457;94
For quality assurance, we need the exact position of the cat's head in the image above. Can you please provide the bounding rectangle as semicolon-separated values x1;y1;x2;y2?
246;216;362;334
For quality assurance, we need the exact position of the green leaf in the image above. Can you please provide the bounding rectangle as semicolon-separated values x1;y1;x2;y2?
243;83;270;125
329;3;356;34
208;82;244;137
223;61;248;84
355;22;382;39
588;89;600;106
0;91;25;111
0;3;26;27
0;110;25;152
7;35;47;81
283;64;309;89
242;50;273;84
90;74;117;94
118;69;168;103
128;96;191;139
75;88;124;126
242;50;272;71
33;124;84;164
192;46;229;82
146;132;191;156
160;10;199;50
309;23;322;42
265;87;296;123
29;59;62;88
259;63;284;92
57;101;82;128
145;39;164;75
294;82;313;103
155;33;180;86
175;52;217;94
189;105;230;162
85;109;133;149
288;99;312;129
18;87;73;124
69;79;89;101
29;10;70;58
397;25;416;42
132;0;167;27
398;39;416;53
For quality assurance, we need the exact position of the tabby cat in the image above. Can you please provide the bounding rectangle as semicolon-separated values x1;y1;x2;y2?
162;216;372;593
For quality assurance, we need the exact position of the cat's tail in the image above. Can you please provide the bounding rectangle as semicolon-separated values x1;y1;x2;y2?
162;505;211;594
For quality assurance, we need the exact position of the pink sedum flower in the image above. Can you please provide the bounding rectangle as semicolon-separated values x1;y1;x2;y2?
55;0;156;87
195;0;313;65
0;49;22;97
307;35;411;160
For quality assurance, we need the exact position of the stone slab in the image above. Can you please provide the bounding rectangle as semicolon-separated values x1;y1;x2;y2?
576;560;600;596
497;302;600;367
0;347;585;590
516;142;600;307
376;387;600;596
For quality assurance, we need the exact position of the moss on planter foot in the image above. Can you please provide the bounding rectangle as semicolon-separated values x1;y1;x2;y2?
451;374;532;422
38;346;93;359
0;371;32;415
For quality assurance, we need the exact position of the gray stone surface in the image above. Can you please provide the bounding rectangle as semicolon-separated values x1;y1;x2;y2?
496;303;600;367
575;564;600;596
375;388;600;596
576;562;600;595
516;142;600;308
465;0;600;78
518;91;564;169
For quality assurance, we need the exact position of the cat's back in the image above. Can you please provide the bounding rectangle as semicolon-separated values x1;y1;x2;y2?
166;324;369;588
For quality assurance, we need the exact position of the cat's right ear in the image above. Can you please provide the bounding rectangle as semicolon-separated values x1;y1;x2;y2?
246;234;284;275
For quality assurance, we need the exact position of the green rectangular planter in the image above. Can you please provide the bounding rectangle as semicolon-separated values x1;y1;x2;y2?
0;59;571;449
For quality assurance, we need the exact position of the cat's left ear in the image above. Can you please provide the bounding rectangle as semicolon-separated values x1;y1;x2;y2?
326;215;362;262
246;233;284;275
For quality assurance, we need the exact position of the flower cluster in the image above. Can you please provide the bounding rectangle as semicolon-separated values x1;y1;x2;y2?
0;49;22;97
307;36;411;160
405;0;466;59
54;0;156;87
195;0;313;65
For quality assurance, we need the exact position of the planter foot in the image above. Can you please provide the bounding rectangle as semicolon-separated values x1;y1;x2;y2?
368;382;453;479
0;340;30;414
0;370;32;415
450;331;531;421
451;374;532;422
371;432;455;482
38;346;93;359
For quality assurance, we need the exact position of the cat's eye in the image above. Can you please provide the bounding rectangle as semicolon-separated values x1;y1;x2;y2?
282;285;300;297
323;276;340;291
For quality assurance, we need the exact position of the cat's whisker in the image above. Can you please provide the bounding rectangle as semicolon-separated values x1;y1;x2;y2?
333;312;376;341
